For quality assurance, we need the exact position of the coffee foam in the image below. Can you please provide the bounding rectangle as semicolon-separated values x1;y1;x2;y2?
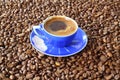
44;16;77;36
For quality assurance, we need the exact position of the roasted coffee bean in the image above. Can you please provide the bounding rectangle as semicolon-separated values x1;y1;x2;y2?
0;73;5;78
115;74;120;80
33;76;40;80
9;75;15;79
104;74;113;80
100;55;108;62
26;73;33;79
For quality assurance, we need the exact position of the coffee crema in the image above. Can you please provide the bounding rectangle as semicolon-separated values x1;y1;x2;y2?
44;16;77;36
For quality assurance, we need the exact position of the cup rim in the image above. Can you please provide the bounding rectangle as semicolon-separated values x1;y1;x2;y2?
42;15;78;37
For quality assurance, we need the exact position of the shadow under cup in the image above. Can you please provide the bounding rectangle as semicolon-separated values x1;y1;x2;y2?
33;16;78;47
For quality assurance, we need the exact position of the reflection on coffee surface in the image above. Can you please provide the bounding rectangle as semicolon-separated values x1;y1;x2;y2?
44;17;77;36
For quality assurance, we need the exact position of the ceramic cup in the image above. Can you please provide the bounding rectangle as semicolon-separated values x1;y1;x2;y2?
33;16;78;47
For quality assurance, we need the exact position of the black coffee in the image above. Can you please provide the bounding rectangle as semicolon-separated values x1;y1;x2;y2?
49;21;67;31
44;16;77;36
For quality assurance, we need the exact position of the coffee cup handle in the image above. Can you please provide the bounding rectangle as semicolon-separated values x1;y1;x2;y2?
33;24;46;40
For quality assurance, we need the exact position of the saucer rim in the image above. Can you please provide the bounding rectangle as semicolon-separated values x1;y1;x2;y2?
30;27;88;57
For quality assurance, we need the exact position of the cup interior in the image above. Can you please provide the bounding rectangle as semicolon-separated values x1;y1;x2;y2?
43;16;78;37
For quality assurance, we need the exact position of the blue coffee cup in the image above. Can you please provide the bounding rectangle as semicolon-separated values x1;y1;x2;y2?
33;16;78;47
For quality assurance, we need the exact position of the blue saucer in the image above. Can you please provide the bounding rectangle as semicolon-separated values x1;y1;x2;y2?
30;27;88;57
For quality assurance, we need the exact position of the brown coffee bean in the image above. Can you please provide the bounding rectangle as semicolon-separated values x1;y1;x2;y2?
9;75;15;79
7;63;14;68
114;74;120;80
21;65;26;71
44;58;49;63
23;70;27;75
26;73;33;79
0;42;4;47
19;53;28;60
38;53;44;59
55;61;60;67
82;52;87;57
106;52;112;57
95;12;103;17
82;73;87;78
18;76;24;80
75;72;80;79
30;65;36;70
0;57;3;64
25;49;32;54
15;73;20;78
41;60;46;65
114;21;118;25
105;68;111;74
100;55;107;62
0;73;5;78
98;65;105;72
17;33;25;37
33;76;40;80
104;74;113;80
9;70;14;74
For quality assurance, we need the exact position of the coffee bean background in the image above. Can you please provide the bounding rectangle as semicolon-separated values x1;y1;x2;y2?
0;0;120;80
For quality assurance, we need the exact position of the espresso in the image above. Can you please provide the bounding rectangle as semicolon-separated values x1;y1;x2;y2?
44;16;77;36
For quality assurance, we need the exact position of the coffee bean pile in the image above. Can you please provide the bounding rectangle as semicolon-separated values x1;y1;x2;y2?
0;0;120;80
